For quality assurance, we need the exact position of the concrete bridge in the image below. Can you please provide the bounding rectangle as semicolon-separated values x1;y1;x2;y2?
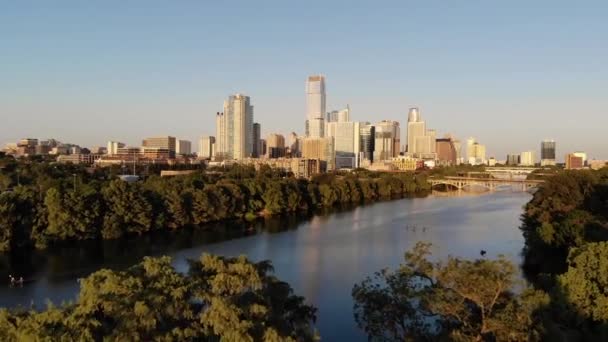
429;176;544;192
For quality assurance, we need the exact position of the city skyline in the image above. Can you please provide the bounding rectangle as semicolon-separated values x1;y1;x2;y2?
1;2;607;159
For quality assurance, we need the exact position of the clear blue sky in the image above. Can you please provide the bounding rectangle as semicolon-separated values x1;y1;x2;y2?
1;1;606;160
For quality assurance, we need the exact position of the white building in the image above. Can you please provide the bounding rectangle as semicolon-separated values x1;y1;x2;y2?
306;75;326;138
107;141;125;156
177;140;192;156
216;94;254;160
198;136;215;159
520;151;535;166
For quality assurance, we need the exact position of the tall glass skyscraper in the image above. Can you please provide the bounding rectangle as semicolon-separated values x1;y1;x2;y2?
541;140;556;166
306;75;326;138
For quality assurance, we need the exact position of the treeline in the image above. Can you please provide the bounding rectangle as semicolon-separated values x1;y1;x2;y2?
0;157;430;251
521;168;608;339
0;253;317;341
353;242;549;341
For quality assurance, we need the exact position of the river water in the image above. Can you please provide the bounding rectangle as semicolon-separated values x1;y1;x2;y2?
0;191;530;341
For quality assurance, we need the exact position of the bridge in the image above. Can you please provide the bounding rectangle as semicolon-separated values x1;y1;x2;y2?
429;176;544;192
485;167;540;175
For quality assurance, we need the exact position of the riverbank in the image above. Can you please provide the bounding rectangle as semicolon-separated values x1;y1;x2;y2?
0;166;430;252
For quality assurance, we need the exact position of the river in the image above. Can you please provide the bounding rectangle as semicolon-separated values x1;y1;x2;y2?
0;191;530;341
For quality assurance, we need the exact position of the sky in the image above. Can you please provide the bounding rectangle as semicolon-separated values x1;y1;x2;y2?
1;1;607;160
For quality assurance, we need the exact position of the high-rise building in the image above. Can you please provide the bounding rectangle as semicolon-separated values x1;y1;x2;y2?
466;137;476;162
326;119;361;169
474;144;486;165
506;154;520;166
359;123;375;163
215;112;227;159
373;120;400;162
216;94;254;160
266;133;286;158
465;137;486;165
253;123;261;158
453;140;462;164
436;138;457;166
288;132;300;157
306;75;326;138
301;137;334;171
142;136;176;158
565;153;584;170
327;110;338;123
407;108;426;155
107;141;125;156
520;151;535;166
540;140;556;166
176;140;192;156
199;136;215;159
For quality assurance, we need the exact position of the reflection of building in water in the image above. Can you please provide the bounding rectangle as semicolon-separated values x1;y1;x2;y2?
299;215;324;304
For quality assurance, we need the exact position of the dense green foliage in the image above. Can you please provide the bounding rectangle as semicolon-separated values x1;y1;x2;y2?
521;168;608;340
0;253;317;341
0;156;430;251
522;169;608;275
352;242;549;341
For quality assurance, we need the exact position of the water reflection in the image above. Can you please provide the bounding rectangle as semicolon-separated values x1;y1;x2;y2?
0;191;530;341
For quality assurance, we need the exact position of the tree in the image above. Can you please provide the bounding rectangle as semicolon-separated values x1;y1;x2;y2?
353;242;548;341
44;186;102;241
0;253;318;341
101;180;153;238
557;242;608;322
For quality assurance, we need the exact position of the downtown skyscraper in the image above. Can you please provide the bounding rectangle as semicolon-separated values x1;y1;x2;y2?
406;107;435;158
541;140;556;166
215;94;254;160
306;75;326;138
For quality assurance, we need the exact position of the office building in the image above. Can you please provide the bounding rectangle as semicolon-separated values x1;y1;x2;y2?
301;137;334;171
573;151;587;166
216;94;254;160
266;133;286;158
540;140;556;166
288;132;300;157
253;122;261;157
199;136;215;159
466;137;486;165
259;139;267;156
452;138;462;164
215;112;227;159
506;154;520;166
391;156;423;171
326;119;361;169
565;153;584;170
240;158;321;178
520;151;535;166
406;108;426;154
359;123;375;163
176;140;192;156
142;136;176;158
436;138;457;166
306;75;326;138
327;110;338;123
373;120;400;162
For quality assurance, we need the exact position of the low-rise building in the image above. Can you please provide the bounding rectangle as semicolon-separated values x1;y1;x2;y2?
57;153;100;165
589;160;608;170
565;153;584;170
240;158;321;178
391;156;422;171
